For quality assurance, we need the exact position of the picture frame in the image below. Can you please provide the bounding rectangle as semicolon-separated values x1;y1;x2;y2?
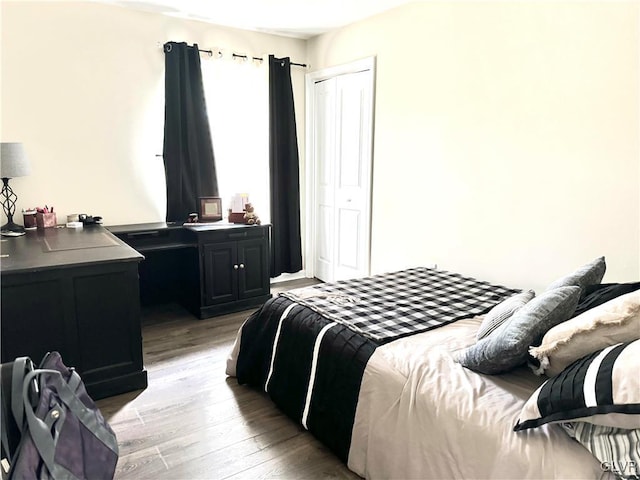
199;196;223;222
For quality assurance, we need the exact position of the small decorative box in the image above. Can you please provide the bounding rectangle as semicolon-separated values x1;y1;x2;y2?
36;212;57;229
228;210;246;224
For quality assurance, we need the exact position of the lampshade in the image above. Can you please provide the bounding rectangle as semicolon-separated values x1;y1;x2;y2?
1;142;31;178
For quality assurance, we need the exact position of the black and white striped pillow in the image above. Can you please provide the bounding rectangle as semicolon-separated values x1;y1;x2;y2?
514;339;640;431
561;422;640;479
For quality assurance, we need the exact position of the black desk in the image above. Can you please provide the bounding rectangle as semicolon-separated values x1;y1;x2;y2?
108;222;271;319
1;226;148;399
107;222;199;308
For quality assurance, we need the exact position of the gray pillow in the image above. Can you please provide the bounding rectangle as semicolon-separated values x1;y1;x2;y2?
545;256;606;296
476;290;535;340
456;286;581;375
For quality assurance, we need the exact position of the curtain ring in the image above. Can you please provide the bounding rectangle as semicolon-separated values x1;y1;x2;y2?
164;43;173;53
280;60;285;67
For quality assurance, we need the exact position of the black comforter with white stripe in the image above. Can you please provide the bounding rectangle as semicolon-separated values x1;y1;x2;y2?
235;268;520;462
236;296;376;461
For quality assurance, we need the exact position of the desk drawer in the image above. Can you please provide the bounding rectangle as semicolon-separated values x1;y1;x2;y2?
195;226;267;243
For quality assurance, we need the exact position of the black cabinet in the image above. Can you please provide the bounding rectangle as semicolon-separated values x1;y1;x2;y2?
203;241;237;305
1;227;148;400
197;225;271;318
109;223;271;319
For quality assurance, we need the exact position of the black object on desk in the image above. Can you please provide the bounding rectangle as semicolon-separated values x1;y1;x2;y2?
0;226;148;400
108;222;272;319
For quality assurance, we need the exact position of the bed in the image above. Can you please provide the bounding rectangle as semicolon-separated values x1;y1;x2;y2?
226;264;639;479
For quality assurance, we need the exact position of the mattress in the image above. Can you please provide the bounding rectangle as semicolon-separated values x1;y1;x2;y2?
226;270;612;479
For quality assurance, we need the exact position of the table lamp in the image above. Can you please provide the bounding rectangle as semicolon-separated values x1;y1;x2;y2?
1;142;31;232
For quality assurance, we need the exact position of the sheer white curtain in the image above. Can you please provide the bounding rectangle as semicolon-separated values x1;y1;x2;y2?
201;56;270;223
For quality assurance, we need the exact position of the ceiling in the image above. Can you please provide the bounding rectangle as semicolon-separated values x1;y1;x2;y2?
94;0;413;39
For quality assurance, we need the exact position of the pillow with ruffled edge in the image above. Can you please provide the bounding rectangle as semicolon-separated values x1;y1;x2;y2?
476;290;535;340
529;290;640;377
560;422;640;480
546;256;606;298
456;286;580;375
514;339;640;431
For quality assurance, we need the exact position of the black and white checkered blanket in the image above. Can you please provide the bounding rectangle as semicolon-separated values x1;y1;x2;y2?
280;267;520;344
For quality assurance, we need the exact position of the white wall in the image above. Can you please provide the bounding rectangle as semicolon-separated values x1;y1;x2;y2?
0;0;307;226
3;1;638;292
307;1;640;292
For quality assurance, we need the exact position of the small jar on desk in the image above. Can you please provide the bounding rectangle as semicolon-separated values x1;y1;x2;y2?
23;210;37;230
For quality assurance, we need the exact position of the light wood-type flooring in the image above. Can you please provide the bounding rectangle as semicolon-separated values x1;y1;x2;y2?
96;279;360;480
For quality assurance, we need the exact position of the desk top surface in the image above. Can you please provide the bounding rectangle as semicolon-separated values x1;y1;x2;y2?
107;221;268;234
106;222;183;234
1;226;143;274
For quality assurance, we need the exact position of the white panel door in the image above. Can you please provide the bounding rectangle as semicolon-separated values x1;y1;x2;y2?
334;70;372;280
313;68;373;282
314;78;337;281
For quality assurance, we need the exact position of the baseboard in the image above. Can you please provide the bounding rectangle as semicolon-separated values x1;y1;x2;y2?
270;270;308;284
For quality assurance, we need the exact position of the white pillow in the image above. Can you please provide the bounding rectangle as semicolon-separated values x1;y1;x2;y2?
476;290;535;340
529;290;640;377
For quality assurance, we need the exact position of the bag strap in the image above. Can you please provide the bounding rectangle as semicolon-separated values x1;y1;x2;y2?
1;364;14;468
0;390;11;476
1;357;35;476
67;369;82;394
10;357;33;435
0;420;9;465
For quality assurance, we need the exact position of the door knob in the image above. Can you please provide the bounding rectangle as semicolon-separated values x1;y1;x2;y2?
239;263;245;269
233;264;239;270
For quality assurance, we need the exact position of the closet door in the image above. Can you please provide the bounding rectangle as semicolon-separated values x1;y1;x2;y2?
314;77;337;282
313;67;373;282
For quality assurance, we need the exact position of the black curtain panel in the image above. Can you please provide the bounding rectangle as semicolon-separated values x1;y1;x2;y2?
269;55;303;277
163;41;219;223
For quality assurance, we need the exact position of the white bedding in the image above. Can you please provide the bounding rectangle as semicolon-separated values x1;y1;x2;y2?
227;308;613;479
347;315;611;479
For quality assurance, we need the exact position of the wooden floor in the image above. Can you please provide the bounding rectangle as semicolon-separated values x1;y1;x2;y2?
96;279;360;479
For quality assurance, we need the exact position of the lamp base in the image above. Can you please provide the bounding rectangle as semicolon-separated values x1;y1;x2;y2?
1;220;25;233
